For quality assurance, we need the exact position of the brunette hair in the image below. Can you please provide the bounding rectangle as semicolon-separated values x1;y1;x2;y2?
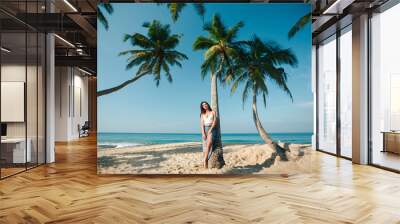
200;101;212;116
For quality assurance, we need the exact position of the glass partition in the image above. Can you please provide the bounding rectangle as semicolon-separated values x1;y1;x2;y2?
1;31;28;177
370;3;400;171
317;34;337;154
0;1;46;179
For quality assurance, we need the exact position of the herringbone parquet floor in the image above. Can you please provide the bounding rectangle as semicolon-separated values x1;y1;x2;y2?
1;136;400;224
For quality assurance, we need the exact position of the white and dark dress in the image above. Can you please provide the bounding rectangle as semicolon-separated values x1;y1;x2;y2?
202;112;218;160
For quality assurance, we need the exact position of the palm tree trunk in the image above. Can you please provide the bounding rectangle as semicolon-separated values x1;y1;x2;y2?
252;90;274;145
208;71;225;169
97;71;148;97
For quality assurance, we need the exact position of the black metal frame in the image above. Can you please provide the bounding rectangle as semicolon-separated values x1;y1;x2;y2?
336;25;341;157
367;10;373;166
315;44;319;151
0;0;47;180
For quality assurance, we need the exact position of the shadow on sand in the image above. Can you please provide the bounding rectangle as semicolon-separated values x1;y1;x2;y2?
98;144;202;172
98;142;308;174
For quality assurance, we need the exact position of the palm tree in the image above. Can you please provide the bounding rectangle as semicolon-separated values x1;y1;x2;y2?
230;36;298;145
159;3;205;23
288;0;312;38
97;20;188;97
98;3;114;30
193;14;244;168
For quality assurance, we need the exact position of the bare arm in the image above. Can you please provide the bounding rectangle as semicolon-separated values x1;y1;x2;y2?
200;115;206;137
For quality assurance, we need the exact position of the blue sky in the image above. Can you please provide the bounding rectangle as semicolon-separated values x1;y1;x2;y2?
98;3;312;133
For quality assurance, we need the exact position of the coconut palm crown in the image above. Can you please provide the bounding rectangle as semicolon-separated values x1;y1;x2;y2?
97;20;188;97
193;14;244;83
230;36;298;144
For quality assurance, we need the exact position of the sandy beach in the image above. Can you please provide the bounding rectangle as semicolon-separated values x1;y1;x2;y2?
98;142;313;175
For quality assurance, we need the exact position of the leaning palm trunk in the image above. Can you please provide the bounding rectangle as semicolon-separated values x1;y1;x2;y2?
208;72;225;169
97;71;148;97
252;91;274;145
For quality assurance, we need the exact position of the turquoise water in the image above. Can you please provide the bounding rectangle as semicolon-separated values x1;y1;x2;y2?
98;132;312;148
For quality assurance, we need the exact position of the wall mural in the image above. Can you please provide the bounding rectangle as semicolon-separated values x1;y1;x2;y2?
97;3;313;175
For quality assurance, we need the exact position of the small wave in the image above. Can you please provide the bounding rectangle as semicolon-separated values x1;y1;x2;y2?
98;142;143;149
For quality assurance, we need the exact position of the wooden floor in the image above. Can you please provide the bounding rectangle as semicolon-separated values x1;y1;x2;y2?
1;136;400;224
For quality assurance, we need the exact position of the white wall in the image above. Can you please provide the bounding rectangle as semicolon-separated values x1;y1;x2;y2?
55;66;69;141
55;67;89;141
1;63;46;164
1;65;26;140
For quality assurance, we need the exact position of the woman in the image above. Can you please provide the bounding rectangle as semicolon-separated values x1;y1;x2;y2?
200;101;217;168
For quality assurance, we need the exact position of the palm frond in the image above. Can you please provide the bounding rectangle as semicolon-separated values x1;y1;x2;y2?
97;3;114;30
265;66;293;101
288;12;311;39
125;52;152;70
163;34;181;49
267;48;298;67
119;49;150;56
210;14;227;41
97;8;108;30
167;3;186;22
102;3;114;14
162;62;173;83
193;36;216;50
263;41;298;66
192;3;205;22
200;56;217;80
165;50;188;60
230;72;247;95
226;21;244;42
123;33;154;49
262;93;267;108
204;45;220;61
242;80;252;108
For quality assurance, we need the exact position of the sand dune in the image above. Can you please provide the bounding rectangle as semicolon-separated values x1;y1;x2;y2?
97;142;313;175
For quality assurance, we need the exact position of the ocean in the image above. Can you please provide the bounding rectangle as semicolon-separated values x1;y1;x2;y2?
97;132;312;148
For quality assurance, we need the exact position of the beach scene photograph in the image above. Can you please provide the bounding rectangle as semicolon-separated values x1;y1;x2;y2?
97;3;313;175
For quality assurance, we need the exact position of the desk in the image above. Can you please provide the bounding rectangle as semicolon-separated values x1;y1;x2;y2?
382;131;400;155
1;138;31;163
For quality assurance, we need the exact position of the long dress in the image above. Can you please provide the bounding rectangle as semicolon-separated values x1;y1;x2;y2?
202;113;218;160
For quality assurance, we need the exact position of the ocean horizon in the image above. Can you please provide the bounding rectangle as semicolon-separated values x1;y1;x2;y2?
98;132;312;149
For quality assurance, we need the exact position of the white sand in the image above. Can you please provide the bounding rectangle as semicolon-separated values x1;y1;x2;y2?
97;142;313;175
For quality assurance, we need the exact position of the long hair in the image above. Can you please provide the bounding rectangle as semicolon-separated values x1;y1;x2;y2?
200;101;212;116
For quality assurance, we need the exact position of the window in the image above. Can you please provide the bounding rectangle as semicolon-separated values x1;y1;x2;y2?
317;35;337;154
339;26;352;158
370;3;400;171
